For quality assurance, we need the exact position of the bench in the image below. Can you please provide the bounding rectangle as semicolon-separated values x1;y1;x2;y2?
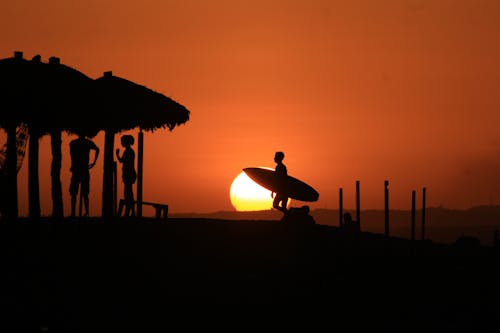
117;199;168;220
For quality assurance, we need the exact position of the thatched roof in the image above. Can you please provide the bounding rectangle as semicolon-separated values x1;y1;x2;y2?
37;57;100;137
0;52;100;138
94;71;190;133
1;53;190;137
0;52;40;128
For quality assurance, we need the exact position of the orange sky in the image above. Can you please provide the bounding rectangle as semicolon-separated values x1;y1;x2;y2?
2;0;500;216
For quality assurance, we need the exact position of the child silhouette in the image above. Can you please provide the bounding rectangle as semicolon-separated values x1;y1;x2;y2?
116;134;137;217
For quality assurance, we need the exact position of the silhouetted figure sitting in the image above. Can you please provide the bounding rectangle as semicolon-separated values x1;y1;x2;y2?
69;133;99;217
116;135;137;217
281;205;315;225
272;151;289;212
342;212;360;233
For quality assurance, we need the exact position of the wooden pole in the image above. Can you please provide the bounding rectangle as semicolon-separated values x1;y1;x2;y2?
5;125;19;219
411;190;416;241
384;180;389;238
421;187;426;241
339;188;343;227
113;161;117;216
50;131;63;218
137;131;144;218
28;129;41;219
102;130;115;218
356;180;360;229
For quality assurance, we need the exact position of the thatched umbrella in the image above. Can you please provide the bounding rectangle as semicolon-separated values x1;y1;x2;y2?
0;51;39;219
35;56;99;218
16;55;98;218
0;52;99;219
94;71;190;217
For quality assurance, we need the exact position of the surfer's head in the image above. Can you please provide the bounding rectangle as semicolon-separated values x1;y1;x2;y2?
274;151;285;162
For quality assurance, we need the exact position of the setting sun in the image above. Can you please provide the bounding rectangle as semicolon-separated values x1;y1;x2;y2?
230;171;275;211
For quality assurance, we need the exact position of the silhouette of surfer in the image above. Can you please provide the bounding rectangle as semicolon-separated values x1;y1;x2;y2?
272;151;289;212
116;134;137;217
69;133;100;217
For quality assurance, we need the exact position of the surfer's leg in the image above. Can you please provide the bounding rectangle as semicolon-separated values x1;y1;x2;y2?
282;199;287;210
282;197;289;211
272;196;279;210
273;195;283;211
273;194;288;212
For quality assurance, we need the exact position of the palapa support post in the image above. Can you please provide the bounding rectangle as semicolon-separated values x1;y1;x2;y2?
384;180;389;238
411;190;416;241
102;130;115;218
3;60;23;218
28;127;41;219
339;188;343;227
113;161;117;216
5;125;18;219
356;180;360;230
422;187;426;241
137;130;144;218
50;130;63;218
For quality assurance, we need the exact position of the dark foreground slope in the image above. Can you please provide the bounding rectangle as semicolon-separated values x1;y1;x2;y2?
1;218;499;329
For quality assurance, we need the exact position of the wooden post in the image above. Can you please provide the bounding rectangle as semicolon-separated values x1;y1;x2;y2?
137;131;144;218
411;190;416;241
113;161;117;216
356;180;360;229
5;125;19;219
339;187;343;227
28;129;41;219
102;130;115;218
384;180;389;238
422;187;426;241
50;130;63;218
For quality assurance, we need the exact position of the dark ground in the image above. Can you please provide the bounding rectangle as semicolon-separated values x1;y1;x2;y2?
1;217;499;331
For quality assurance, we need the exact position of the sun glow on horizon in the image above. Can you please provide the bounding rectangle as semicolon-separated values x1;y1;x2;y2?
230;171;274;211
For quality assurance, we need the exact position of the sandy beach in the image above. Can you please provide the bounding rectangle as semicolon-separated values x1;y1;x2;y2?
1;217;499;330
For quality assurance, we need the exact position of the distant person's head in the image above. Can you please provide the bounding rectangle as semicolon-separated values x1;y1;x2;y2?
274;151;285;163
343;212;352;223
121;135;134;147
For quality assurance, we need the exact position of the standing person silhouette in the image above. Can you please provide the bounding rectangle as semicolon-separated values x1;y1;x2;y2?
69;133;100;217
272;151;289;212
116;134;137;217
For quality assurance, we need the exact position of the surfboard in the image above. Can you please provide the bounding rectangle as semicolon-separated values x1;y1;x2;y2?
243;167;319;202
